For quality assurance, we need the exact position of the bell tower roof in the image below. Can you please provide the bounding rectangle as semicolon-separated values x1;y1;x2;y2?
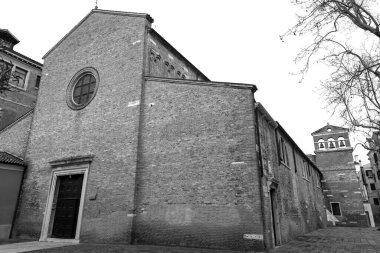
311;124;349;136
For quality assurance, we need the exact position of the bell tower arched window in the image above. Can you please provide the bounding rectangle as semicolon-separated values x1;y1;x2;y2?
338;137;346;147
328;138;336;149
318;139;325;150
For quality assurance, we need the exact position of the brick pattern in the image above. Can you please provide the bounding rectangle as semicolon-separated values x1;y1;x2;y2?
12;12;149;243
256;112;326;249
313;128;368;227
134;80;263;251
3;10;329;253
146;32;206;81
0;112;32;157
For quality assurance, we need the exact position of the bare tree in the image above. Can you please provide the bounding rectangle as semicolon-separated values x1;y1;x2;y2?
0;53;18;93
284;0;380;149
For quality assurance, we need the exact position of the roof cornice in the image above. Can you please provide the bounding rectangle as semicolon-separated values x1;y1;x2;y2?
1;48;42;69
145;75;257;91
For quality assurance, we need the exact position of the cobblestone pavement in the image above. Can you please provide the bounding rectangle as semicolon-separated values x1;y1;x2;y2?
1;227;380;252
271;227;380;253
1;242;241;253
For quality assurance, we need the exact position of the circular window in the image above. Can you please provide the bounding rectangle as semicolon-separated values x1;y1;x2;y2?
66;67;99;110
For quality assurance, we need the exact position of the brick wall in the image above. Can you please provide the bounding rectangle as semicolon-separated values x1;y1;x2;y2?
0;111;33;157
256;113;326;248
12;11;150;243
146;31;207;81
315;146;368;226
133;78;263;251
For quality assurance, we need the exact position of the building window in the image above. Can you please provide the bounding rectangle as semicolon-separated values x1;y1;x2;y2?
331;202;341;216
370;183;376;191
12;66;28;89
302;160;310;180
316;174;321;188
327;138;336;149
35;75;41;89
366;170;374;178
279;137;289;166
338;137;346;147
374;198;380;205
66;67;99;110
377;171;380;180
318;139;325;150
73;74;96;105
374;153;378;164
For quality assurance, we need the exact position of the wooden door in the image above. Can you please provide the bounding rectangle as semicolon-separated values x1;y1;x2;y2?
51;174;83;239
270;188;280;246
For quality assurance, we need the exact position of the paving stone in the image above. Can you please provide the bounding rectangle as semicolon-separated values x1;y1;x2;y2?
271;227;380;253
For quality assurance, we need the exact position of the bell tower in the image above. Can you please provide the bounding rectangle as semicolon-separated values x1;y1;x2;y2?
311;124;368;227
312;124;353;168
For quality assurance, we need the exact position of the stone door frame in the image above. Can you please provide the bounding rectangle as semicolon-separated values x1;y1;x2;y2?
39;164;89;243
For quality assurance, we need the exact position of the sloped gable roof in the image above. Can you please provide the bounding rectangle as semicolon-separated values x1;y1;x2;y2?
0;29;20;45
0;109;34;133
0;151;25;166
43;8;153;59
311;124;348;135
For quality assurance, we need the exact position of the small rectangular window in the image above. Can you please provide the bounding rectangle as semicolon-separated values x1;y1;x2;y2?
316;174;321;188
370;183;376;191
280;137;289;167
35;75;41;89
377;171;380;180
366;170;374;178
302;160;310;180
374;198;379;205
12;66;28;89
331;202;341;216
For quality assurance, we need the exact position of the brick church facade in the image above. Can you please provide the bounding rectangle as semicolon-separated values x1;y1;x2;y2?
0;9;327;251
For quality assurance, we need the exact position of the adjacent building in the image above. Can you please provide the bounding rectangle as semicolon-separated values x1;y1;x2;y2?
0;28;42;131
363;132;380;225
311;124;368;226
0;9;326;251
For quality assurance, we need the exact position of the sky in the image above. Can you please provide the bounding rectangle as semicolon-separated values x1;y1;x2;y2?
0;0;368;163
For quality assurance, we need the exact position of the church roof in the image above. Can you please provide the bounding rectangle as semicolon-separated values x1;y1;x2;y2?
0;152;25;166
311;124;349;136
0;28;20;45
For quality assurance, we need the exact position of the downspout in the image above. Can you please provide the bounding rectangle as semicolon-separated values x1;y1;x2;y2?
254;102;267;251
131;23;151;244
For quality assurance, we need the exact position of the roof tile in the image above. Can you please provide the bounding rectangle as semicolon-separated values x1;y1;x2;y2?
0;152;25;166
